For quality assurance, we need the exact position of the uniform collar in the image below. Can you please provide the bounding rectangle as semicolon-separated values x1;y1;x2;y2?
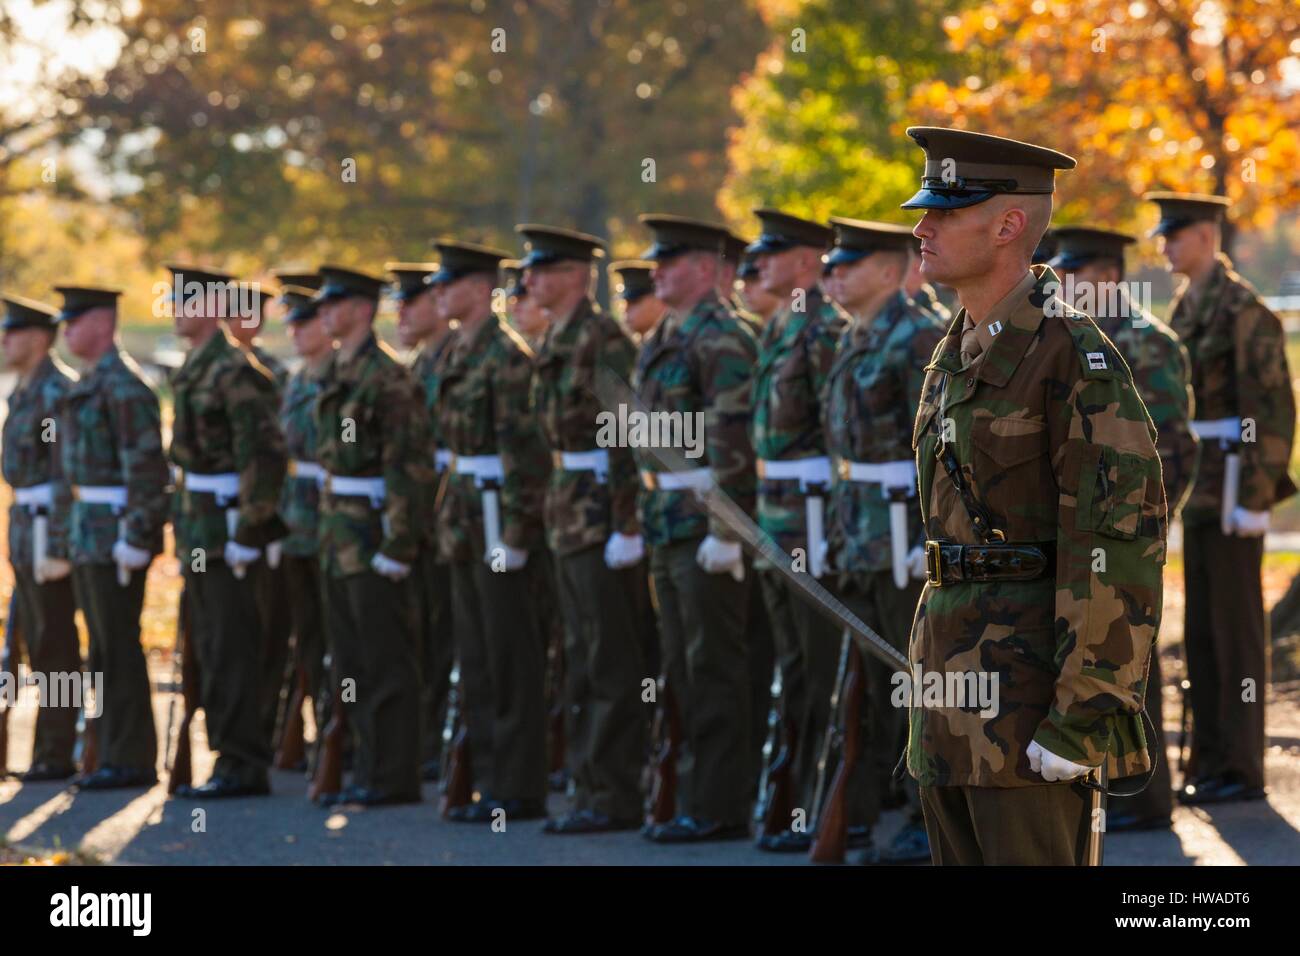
934;266;1056;387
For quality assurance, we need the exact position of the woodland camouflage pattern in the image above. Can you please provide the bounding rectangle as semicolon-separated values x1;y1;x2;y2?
823;290;944;573
170;330;287;556
60;345;169;563
277;362;327;558
250;342;289;391
411;332;455;551
750;286;847;554
1168;253;1296;523
908;266;1166;787
633;294;757;546
314;332;433;576
435;316;547;562
532;297;640;555
2;354;76;565
1091;302;1198;514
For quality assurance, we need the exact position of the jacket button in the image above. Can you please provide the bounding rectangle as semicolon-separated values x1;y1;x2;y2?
966;377;974;387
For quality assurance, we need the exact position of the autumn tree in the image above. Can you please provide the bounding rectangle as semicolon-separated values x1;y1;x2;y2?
720;0;975;232
79;1;767;267
908;0;1300;246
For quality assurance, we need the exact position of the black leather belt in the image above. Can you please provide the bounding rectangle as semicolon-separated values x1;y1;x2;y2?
924;540;1056;587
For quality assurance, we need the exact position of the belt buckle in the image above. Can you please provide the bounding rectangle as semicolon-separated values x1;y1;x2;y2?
756;460;767;480
837;458;851;481
641;472;657;491
552;450;564;470
925;540;943;587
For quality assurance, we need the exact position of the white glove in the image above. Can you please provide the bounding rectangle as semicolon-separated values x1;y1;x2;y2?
112;540;152;571
37;557;73;583
696;535;744;582
224;540;262;570
604;532;645;570
1027;739;1092;782
371;552;412;581
906;545;928;581
1231;506;1270;537
486;544;529;571
266;540;283;569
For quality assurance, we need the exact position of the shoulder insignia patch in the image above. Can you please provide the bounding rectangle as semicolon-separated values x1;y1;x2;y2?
1086;351;1107;370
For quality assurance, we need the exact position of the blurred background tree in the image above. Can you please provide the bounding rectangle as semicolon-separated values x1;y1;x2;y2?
720;0;975;234
908;0;1300;253
78;0;767;269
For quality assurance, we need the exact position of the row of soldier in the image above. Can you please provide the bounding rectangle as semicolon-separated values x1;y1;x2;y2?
2;127;1292;865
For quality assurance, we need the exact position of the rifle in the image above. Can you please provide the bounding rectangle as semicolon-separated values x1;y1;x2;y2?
0;591;21;778
78;713;100;777
1178;676;1192;776
439;658;473;817
166;586;198;795
308;655;349;803
646;675;682;825
754;664;797;838
273;659;309;771
809;632;863;864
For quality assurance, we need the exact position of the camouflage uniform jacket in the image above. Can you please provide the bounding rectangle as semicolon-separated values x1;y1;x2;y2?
60;345;169;564
250;342;289;392
750;287;848;554
411;331;455;553
3;353;76;567
911;283;952;323
908;266;1166;787
823;291;944;574
169;329;288;557
1094;302;1198;516
435;316;547;563
633;294;757;547
278;358;329;558
1167;254;1296;525
532;297;640;556
314;332;433;576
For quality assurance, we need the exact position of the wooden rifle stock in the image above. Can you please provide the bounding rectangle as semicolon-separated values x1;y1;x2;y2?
273;662;309;771
308;680;348;802
809;643;863;864
755;663;796;836
167;588;198;795
439;659;473;817
80;715;100;776
646;676;682;825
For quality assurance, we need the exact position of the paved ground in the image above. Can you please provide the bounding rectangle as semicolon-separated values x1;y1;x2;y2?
3;657;1298;866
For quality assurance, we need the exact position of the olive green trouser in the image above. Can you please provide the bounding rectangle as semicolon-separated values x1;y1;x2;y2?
12;566;80;771
282;553;328;767
411;550;453;771
71;564;155;773
760;568;840;826
838;570;924;828
183;563;270;786
1183;522;1266;789
920;780;1093;865
255;560;294;751
744;559;776;793
449;556;547;803
553;543;647;820
321;568;421;798
651;538;752;825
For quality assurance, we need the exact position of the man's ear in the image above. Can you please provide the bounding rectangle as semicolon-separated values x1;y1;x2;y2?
994;205;1029;247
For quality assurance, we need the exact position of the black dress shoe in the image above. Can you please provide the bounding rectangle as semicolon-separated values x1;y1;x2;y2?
313;785;356;808
20;762;76;782
543;809;640;834
448;799;497;823
1178;775;1265;806
879;821;931;863
420;761;441;782
340;788;421;807
494;798;547;820
174;776;270;799
755;829;812;852
644;815;750;844
1108;811;1173;832
846;824;874;850
75;766;157;791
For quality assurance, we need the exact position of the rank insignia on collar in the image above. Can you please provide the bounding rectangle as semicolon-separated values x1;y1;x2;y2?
989;320;1003;336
